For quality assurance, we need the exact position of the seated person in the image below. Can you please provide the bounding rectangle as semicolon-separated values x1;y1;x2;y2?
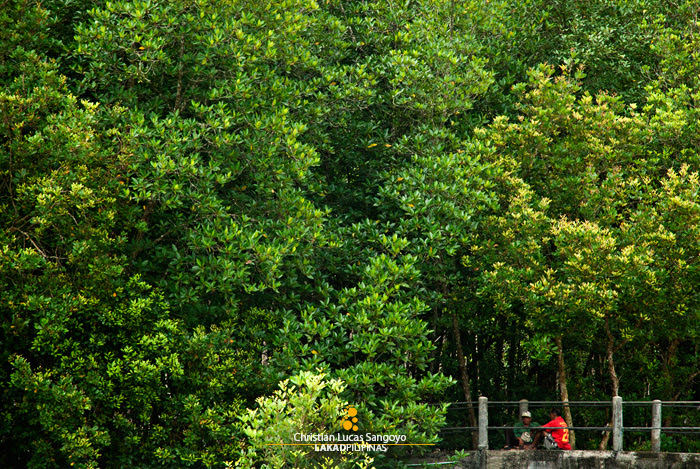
525;408;572;450
504;411;540;449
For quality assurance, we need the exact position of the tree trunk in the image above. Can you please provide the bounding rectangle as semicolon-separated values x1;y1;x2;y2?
507;327;518;399
428;307;440;374
602;314;639;449
662;338;681;400
555;335;575;449
605;315;620;397
598;418;612;450
452;313;478;449
494;335;503;393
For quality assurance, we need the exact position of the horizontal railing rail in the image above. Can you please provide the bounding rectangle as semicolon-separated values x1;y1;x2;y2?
438;397;699;451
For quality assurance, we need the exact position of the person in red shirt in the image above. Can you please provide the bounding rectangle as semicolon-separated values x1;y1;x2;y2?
525;408;572;450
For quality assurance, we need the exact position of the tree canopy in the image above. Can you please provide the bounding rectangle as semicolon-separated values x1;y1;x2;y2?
1;0;698;467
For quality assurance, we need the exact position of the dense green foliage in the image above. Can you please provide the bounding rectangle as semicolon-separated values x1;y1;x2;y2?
1;0;698;467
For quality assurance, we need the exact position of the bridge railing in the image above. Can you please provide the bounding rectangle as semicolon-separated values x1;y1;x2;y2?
437;397;700;452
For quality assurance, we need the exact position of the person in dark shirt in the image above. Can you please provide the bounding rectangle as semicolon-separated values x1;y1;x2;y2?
504;411;540;449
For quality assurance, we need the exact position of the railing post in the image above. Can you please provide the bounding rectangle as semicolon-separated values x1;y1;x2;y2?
478;396;488;450
612;396;623;452
519;399;529;418
651;400;662;452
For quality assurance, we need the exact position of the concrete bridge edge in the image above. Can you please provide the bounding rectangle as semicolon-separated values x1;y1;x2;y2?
442;450;700;469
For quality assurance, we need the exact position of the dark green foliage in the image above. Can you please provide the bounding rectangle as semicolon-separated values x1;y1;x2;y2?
1;0;699;466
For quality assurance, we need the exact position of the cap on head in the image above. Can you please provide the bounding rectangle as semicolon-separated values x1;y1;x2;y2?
521;411;532;418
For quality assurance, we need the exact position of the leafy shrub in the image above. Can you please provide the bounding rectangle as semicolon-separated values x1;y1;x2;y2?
236;371;374;469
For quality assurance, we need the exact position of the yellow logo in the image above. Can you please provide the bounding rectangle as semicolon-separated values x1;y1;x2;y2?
342;405;359;431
